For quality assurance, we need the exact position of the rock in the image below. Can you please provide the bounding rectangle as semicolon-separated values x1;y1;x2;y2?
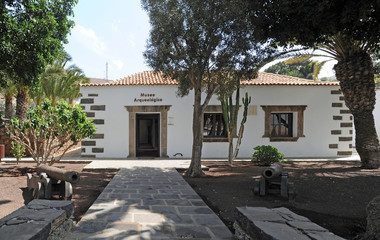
366;195;380;235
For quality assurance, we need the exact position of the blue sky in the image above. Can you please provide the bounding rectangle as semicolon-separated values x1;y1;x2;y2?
64;1;334;80
64;0;151;80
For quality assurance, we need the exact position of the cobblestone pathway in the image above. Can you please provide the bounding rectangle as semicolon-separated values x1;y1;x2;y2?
66;167;233;239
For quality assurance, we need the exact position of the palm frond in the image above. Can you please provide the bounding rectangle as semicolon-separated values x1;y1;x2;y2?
313;60;330;81
284;55;313;65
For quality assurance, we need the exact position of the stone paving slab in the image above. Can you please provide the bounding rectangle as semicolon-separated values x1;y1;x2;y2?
66;167;233;239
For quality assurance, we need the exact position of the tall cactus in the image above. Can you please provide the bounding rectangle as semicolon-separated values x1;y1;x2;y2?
221;86;251;165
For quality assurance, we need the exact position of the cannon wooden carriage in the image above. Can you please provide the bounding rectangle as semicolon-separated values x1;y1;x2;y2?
27;165;80;200
253;164;295;200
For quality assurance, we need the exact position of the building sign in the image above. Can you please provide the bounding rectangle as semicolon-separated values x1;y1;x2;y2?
134;93;163;103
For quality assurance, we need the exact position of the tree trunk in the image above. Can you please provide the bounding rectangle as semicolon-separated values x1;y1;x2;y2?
234;124;244;160
186;86;205;177
228;139;234;166
334;51;380;168
4;96;13;119
16;88;29;122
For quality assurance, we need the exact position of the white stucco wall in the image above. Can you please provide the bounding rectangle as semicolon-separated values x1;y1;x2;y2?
80;84;352;159
374;89;380;139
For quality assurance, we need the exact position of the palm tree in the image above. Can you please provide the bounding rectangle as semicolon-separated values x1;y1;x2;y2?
31;53;88;106
15;85;29;121
333;35;379;169
63;65;89;105
40;62;67;106
1;78;17;119
285;33;379;168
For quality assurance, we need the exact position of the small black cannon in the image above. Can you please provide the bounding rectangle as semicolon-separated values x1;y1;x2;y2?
27;165;80;200
253;164;295;200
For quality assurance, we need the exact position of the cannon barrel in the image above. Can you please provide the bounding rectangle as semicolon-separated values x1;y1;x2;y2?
38;165;80;184
262;164;283;179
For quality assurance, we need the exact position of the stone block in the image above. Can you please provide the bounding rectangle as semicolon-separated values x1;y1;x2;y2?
339;137;353;141
340;122;353;127
332;103;343;107
93;119;105;125
164;214;194;224
331;90;342;94
177;206;214;214
337;151;352;156
80;98;94;104
331;130;341;135
90;105;106;111
253;220;310;240
75;221;108;233
192;214;225;226
92;133;105;139
133;213;164;224
92;147;104;153
234;207;344;240
27;199;74;218
340;109;351;114
333;115;343;120
85;112;95;117
208;225;234;239
274;207;310;222
307;232;345;240
82;140;96;146
0;201;70;240
173;225;211;238
287;220;327;232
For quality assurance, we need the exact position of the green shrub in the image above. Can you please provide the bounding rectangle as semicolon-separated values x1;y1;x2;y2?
7;99;96;166
11;141;25;165
252;145;285;166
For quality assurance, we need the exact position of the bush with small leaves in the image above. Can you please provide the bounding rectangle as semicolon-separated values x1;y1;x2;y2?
11;141;25;165
252;145;285;166
7;99;96;166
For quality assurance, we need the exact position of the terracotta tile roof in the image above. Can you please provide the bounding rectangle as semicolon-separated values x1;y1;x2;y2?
241;72;339;86
80;71;339;87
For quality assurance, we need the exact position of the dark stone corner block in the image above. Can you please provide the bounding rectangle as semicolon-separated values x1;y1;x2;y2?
82;140;96;146
80;98;94;104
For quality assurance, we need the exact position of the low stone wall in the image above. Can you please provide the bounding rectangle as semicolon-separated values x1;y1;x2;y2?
234;207;345;240
0;200;74;240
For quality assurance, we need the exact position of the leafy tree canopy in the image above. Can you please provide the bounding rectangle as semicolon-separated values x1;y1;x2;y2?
0;0;77;87
264;60;317;80
248;0;380;51
142;0;278;97
245;0;380;168
142;0;280;176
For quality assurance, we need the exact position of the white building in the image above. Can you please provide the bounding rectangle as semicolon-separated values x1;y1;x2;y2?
374;89;380;139
79;71;353;159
